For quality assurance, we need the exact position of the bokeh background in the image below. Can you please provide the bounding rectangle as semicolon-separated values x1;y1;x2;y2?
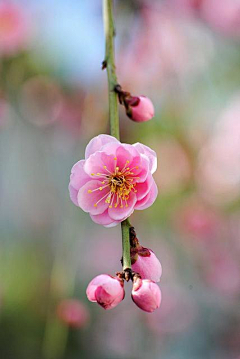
1;0;240;358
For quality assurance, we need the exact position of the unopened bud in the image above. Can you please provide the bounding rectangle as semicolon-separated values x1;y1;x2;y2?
86;274;125;310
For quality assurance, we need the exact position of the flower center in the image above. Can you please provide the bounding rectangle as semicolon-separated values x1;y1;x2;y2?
89;158;139;209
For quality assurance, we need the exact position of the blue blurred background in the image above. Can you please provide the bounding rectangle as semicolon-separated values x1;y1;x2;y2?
1;0;240;358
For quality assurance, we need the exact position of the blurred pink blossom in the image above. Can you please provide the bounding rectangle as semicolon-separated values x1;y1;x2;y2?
131;278;161;313
197;95;240;205
86;274;125;310
0;2;30;56
20;76;63;127
173;197;221;240
57;299;89;328
118;5;213;95
169;0;203;16
154;137;191;194
201;0;240;38
170;0;240;38
205;251;240;296
57;90;84;137
69;134;158;227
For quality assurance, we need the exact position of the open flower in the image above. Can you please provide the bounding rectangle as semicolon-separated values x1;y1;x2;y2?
69;134;158;227
86;274;125;310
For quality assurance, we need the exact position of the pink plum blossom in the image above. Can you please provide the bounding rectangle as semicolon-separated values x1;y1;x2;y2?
57;299;89;328
126;96;155;122
86;274;125;310
0;3;30;56
69;134;158;227
131;278;161;313
205;251;240;296
170;0;203;16
200;0;240;38
131;248;162;283
196;95;240;205
173;197;221;240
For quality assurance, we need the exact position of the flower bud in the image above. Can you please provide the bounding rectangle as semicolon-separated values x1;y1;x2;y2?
132;278;161;313
86;274;125;310
126;96;154;122
131;248;162;283
57;299;89;328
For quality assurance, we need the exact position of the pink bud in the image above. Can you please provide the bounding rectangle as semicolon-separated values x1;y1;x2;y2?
86;274;125;310
131;249;162;282
57;299;89;328
132;278;161;313
127;96;154;122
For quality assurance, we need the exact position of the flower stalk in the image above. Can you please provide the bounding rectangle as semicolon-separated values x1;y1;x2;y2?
103;0;120;140
103;0;131;270
121;219;132;273
103;0;131;272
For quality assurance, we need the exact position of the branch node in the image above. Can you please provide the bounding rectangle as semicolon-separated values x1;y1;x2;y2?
102;60;107;70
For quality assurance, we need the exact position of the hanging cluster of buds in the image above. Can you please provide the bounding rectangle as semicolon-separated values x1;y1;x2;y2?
114;85;155;123
86;226;162;313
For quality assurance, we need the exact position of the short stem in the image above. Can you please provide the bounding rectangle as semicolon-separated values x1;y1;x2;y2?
103;0;131;272
121;219;132;270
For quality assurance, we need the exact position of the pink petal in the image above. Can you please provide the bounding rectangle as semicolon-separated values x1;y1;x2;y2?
114;144;139;169
86;275;124;310
69;160;90;190
84;151;117;177
132;155;150;183
108;192;137;221
69;184;79;206
85;134;120;159
132;250;162;283
133;143;157;174
135;175;153;201
86;274;111;302
77;180;110;215
135;181;158;210
90;209;120;227
132;280;161;313
94;287;116;309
